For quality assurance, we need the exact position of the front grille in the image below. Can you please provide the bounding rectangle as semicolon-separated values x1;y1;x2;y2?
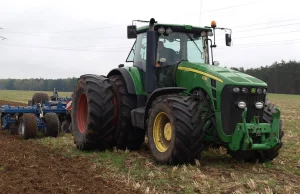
221;85;266;135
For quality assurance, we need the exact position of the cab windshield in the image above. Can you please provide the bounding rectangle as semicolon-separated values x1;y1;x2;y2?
157;32;206;65
127;31;208;71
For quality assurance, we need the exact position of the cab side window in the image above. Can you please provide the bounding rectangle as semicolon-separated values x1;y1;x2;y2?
134;33;147;71
126;42;135;62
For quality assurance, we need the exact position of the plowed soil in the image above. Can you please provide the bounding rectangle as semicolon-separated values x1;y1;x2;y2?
0;100;26;106
0;132;138;194
0;100;138;194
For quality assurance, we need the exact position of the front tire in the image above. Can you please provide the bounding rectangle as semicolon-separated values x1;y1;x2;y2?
147;95;205;165
72;74;115;150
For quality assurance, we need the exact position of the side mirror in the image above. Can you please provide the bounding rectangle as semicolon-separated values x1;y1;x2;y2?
225;33;232;46
127;25;137;39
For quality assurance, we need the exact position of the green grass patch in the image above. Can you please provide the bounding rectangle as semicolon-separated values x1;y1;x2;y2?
0;90;72;103
267;93;300;101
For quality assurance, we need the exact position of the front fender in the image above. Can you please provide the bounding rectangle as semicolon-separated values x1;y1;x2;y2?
144;87;186;128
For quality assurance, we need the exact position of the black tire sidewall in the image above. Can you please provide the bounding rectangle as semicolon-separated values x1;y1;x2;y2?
72;79;89;148
61;120;71;133
21;114;37;139
110;75;144;150
147;100;176;163
44;113;59;137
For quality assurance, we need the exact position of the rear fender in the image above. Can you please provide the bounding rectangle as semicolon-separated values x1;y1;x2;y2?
107;68;136;94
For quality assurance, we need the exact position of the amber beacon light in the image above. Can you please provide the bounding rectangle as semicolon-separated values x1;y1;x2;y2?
211;20;217;28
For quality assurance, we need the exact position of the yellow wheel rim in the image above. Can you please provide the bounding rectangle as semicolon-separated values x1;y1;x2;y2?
164;123;172;141
153;112;172;152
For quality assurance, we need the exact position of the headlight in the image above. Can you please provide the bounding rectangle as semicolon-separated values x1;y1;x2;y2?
263;88;267;94
166;27;172;34
255;102;264;109
238;101;246;109
158;27;165;34
257;88;262;94
233;87;240;93
242;88;248;93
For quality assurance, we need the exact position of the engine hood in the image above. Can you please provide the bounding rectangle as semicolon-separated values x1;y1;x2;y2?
177;61;267;87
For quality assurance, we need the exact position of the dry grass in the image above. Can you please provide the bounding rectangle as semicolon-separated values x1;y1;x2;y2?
3;93;300;193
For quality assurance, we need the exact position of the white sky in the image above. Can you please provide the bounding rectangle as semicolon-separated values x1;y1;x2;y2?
0;0;299;78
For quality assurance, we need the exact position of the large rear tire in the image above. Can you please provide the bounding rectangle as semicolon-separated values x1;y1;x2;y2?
147;95;205;165
229;100;284;162
43;113;59;137
72;74;115;150
18;114;37;139
110;75;145;150
32;92;50;105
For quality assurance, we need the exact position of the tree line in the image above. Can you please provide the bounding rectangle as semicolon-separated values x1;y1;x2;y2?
231;60;300;94
0;60;299;94
0;78;78;92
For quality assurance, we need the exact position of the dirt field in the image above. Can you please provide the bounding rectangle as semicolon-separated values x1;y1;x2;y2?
0;100;140;194
0;131;140;194
1;95;300;193
0;100;26;106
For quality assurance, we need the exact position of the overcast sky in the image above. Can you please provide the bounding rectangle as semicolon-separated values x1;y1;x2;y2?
0;0;299;79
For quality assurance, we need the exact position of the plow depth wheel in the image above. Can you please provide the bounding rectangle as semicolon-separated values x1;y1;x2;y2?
72;74;116;150
43;113;59;137
18;114;37;139
147;95;205;165
61;120;71;133
32;92;50;105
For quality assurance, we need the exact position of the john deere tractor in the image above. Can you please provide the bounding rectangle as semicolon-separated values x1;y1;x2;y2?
71;18;283;164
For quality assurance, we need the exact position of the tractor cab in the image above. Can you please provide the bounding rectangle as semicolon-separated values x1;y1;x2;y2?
126;19;232;93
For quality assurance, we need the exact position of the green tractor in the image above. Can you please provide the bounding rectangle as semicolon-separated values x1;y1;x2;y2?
71;18;283;164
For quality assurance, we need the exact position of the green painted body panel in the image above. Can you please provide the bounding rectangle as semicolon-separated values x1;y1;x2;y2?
123;60;281;151
124;66;146;96
176;61;268;144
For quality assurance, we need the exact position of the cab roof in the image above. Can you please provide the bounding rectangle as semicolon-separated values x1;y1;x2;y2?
136;23;212;34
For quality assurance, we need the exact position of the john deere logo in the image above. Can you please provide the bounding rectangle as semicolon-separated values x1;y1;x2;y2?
251;88;256;93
